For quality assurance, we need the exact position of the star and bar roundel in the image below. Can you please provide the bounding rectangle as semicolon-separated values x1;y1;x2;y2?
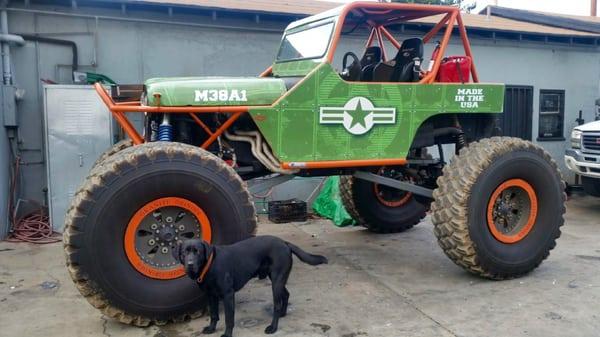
319;97;396;135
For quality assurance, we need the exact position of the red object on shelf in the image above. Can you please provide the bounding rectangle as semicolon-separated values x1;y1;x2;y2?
437;56;472;83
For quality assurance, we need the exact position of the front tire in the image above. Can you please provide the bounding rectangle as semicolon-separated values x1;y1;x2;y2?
64;142;256;325
431;137;565;279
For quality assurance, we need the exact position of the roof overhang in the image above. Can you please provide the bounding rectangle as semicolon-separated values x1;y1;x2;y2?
286;1;457;31
480;5;600;34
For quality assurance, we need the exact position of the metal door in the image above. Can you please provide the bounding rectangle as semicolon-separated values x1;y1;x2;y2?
44;85;113;231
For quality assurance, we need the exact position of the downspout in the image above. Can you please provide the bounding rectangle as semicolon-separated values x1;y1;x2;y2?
0;6;16;239
19;34;78;75
0;8;22;84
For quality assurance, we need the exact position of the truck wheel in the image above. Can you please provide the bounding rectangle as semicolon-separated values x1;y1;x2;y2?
339;169;427;233
431;137;565;279
582;176;600;197
64;142;256;326
92;139;134;169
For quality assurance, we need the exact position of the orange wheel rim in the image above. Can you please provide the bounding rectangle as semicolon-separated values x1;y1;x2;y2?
124;197;211;279
373;167;413;207
486;179;538;244
374;183;412;207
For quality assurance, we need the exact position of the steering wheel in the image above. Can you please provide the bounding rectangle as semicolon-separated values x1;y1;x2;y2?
341;52;361;81
343;52;360;70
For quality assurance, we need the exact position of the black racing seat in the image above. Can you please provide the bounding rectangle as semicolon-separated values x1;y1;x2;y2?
373;38;424;82
361;46;382;67
359;46;382;82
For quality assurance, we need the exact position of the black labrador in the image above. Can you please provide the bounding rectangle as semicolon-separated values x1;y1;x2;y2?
172;236;327;337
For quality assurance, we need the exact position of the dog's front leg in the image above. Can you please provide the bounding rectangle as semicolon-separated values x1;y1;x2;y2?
202;293;219;334
221;290;235;337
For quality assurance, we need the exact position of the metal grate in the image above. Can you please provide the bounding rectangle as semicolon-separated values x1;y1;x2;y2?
501;85;533;140
582;133;600;153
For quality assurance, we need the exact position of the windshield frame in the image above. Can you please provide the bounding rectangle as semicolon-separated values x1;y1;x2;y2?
275;18;337;64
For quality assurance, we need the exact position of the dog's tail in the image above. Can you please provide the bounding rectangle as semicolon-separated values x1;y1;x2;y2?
286;242;328;266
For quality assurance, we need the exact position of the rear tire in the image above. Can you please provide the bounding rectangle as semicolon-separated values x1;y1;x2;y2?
339;175;427;233
64;142;256;326
431;137;565;279
582;176;600;197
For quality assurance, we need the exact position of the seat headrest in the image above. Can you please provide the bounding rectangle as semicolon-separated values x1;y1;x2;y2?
361;46;382;67
395;38;424;61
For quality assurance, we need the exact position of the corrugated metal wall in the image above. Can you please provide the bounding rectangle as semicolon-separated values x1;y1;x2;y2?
2;2;600;233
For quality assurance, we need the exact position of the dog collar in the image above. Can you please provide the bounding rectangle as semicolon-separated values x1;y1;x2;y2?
197;252;214;284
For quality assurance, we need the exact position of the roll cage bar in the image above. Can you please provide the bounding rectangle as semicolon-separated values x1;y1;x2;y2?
265;2;479;83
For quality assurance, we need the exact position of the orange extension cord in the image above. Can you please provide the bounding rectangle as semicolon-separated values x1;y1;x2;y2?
6;155;60;244
6;211;60;244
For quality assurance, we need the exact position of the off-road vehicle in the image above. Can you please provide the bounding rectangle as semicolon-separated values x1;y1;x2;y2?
64;2;566;326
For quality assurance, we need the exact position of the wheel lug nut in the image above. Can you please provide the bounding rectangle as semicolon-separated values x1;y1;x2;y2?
148;239;156;246
150;224;158;230
178;225;185;231
161;247;169;254
166;216;173;223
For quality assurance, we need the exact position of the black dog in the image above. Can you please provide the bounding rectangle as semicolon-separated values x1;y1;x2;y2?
172;236;327;337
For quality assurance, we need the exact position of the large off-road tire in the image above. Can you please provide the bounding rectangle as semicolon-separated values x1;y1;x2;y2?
339;174;427;233
92;138;134;168
64;142;257;326
431;137;566;279
582;176;600;197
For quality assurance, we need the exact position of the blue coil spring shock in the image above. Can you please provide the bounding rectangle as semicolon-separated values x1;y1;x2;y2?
158;123;173;141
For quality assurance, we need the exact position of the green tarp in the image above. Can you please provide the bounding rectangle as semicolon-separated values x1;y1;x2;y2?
312;177;356;227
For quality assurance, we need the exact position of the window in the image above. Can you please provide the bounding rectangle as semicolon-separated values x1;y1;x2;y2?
537;90;565;141
276;21;335;62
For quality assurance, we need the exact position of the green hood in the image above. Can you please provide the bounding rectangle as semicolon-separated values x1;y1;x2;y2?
144;77;287;107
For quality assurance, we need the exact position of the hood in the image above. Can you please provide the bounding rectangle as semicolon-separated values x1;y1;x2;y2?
144;77;287;107
575;120;600;132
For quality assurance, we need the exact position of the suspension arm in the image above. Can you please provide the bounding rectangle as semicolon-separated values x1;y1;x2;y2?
353;171;434;199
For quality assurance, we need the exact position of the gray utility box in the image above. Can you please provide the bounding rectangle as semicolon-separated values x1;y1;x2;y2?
2;85;18;127
44;85;113;232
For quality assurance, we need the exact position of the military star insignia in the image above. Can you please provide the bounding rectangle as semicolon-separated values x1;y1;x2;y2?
346;100;371;129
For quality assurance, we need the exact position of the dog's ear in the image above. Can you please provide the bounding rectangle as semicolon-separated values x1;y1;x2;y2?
172;241;182;263
201;241;212;261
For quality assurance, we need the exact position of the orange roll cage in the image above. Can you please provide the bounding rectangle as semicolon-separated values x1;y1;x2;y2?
96;1;477;169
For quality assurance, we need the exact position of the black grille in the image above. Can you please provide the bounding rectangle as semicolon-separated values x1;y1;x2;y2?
583;134;600;152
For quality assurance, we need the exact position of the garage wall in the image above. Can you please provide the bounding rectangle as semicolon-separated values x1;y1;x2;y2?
4;4;600;212
6;8;287;204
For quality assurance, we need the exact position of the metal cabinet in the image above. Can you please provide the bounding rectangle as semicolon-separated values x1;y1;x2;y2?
44;85;113;232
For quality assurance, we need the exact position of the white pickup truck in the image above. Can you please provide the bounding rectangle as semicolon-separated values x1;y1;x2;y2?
565;120;600;196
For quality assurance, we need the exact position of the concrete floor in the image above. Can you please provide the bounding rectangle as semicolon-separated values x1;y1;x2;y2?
1;194;599;337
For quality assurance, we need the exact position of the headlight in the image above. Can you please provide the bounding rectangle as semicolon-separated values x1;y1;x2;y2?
571;129;582;149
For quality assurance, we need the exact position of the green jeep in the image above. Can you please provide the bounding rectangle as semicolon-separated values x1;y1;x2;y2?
64;2;566;326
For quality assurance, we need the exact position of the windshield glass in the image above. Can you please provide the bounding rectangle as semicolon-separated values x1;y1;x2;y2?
276;21;334;62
